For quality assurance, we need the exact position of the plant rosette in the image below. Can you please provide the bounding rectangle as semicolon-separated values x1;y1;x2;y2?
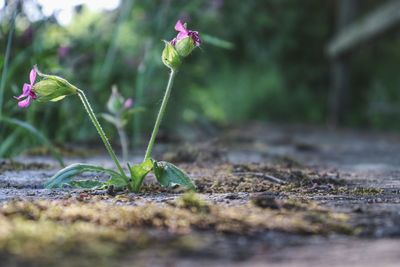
18;20;201;192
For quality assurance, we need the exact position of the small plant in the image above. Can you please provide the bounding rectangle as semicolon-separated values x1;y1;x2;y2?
15;20;200;192
101;85;141;163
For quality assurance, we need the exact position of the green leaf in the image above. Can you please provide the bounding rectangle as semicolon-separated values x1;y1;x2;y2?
153;161;196;191
122;107;145;122
0;117;64;166
201;34;234;50
45;163;123;189
66;180;105;189
106;175;128;188
126;107;145;115
100;113;118;125
128;158;153;192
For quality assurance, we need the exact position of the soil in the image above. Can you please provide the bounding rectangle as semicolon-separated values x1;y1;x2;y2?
0;123;399;267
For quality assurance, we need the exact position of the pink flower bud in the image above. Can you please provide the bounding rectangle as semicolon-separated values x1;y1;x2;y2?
124;98;134;109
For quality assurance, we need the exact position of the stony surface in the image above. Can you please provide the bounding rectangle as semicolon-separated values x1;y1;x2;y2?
0;123;399;266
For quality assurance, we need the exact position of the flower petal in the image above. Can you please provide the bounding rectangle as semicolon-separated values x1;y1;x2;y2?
30;90;37;100
170;38;177;46
29;68;36;86
175;20;188;34
18;96;31;108
15;84;31;100
189;31;201;46
177;31;189;40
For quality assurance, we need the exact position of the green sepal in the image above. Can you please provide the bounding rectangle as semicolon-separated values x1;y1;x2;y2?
153;161;196;191
175;36;196;57
33;77;77;102
50;96;66;102
162;41;181;70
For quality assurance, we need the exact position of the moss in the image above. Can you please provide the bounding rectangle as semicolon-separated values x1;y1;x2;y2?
0;157;356;265
133;163;350;196
350;187;384;196
0;159;363;265
327;187;384;196
0;215;140;267
0;198;352;236
176;192;210;213
231;163;345;188
139;163;281;194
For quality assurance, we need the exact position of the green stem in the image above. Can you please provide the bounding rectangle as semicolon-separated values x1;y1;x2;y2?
116;122;129;163
77;89;125;176
143;70;176;161
0;2;17;116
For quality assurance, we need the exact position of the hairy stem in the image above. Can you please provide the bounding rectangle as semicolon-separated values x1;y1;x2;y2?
143;70;176;161
116;123;129;163
77;89;125;176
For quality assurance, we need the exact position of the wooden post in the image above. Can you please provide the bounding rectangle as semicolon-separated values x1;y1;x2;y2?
328;0;359;126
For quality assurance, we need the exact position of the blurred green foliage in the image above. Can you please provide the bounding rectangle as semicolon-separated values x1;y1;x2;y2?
1;0;400;157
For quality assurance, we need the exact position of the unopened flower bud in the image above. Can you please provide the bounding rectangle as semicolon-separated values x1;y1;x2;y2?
124;98;134;109
15;66;77;108
107;86;124;114
175;36;196;57
162;41;181;70
33;74;77;102
170;20;201;58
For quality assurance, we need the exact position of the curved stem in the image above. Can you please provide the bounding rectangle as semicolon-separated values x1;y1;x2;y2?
77;89;125;176
143;70;176;161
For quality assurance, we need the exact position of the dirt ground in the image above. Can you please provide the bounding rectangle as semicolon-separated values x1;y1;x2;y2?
0;123;399;267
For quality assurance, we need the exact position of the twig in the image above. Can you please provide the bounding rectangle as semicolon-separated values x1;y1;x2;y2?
234;172;287;185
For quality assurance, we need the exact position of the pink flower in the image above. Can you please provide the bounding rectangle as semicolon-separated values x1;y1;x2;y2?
124;98;134;109
15;68;37;108
170;20;201;47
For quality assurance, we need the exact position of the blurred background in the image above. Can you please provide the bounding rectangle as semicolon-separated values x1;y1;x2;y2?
1;0;400;157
